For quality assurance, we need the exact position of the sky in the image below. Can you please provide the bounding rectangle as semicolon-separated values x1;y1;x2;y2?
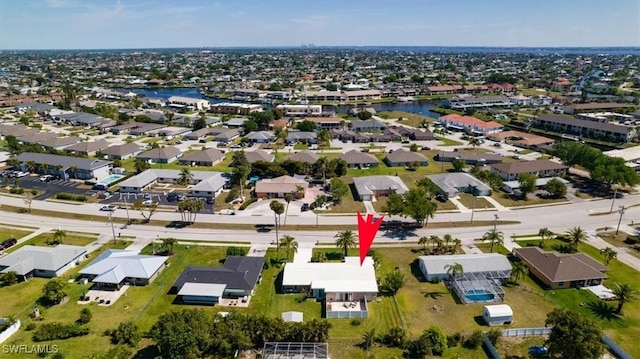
0;0;639;50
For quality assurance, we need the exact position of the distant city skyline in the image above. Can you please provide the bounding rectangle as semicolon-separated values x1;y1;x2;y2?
1;0;639;50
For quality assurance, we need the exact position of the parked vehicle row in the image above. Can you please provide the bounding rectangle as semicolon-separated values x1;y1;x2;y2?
0;170;29;178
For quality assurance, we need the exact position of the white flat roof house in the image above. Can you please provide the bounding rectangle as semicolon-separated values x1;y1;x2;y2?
79;249;168;289
167;96;210;111
0;245;88;281
418;253;512;281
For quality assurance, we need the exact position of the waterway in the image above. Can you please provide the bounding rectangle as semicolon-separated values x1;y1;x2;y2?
119;87;443;117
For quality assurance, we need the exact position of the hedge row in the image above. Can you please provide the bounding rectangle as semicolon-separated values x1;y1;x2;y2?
32;323;89;342
55;193;88;202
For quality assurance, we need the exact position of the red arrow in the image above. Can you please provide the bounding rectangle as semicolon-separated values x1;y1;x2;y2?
357;212;384;266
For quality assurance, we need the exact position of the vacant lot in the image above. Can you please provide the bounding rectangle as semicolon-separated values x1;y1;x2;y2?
0;224;34;242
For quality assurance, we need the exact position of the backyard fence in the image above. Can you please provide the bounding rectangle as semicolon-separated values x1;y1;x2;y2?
482;332;501;359
325;310;368;319
602;335;634;359
501;327;551;337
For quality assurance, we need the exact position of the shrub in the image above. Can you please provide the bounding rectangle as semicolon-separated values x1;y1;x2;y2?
624;236;639;245
486;329;502;346
226;246;247;257
431;277;442;284
380;326;406;347
238;198;257;210
78;308;92;325
350;318;362;326
447;332;462;347
74;195;88;202
106;321;141;347
32;323;89;341
462;330;483;349
25;323;36;331
9;188;24;194
225;188;239;203
55;193;73;200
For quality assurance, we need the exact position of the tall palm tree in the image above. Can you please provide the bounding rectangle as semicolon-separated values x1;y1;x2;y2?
418;236;428;251
68;165;78;179
566;226;587;253
295;185;306;199
429;235;440;252
270;200;285;248
600;247;617;266
334;230;357;258
50;228;67;245
483;229;504;253
161;237;178;254
279;235;298;261
25;160;36;173
178;168;193;186
444;262;464;280
538;227;554;249
611;283;637;314
362;328;376;358
452;238;461;253
317;129;331;153
443;234;453;250
283;193;294;227
510;261;528;284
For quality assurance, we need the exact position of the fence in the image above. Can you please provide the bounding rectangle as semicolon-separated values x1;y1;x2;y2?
325;310;368;319
501;327;551;337
483;332;501;359
0;319;21;344
603;335;634;359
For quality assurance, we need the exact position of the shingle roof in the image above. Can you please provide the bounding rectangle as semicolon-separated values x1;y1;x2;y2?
65;139;111;153
245;131;275;141
40;136;82;148
427;173;492;195
0;245;87;276
340;149;379;165
385;149;429;164
437;151;503;163
245;149;274;163
17;152;112;171
255;175;308;194
79;249;168;284
172;256;265;291
180;148;225;164
353;176;409;196
490;160;567;175
284;150;319;164
537;114;632;135
138;146;182;160
514;247;608;283
101;143;142;156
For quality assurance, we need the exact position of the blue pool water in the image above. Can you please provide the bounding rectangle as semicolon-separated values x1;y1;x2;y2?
464;290;495;302
99;174;125;184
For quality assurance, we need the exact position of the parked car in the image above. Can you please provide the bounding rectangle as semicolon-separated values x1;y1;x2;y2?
206;197;214;204
40;175;53;182
143;193;151;200
100;205;117;212
421;146;431;150
167;193;178;202
142;200;155;207
93;183;109;190
301;203;310;212
0;237;17;250
493;142;502;147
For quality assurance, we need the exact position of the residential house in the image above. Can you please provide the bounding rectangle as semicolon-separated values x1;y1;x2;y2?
342;90;382;101
0;245;88;282
303;90;342;102
16;152;112;180
406;128;435;141
101;143;143;160
79;249;168;290
487;131;555;150
283;255;378;318
255;175;308;199
283;150;320;165
351;119;386;132
118;169;228;198
171;256;265;305
167;96;210;111
14;102;57;116
245;131;276;144
225;118;248;128
305;117;344;130
16;131;56;145
352;176;409;201
340;149;379;169
489;160;568;181
137;146;183;164
178;148;226;167
427;173;492;198
213;129;240;143
212;103;262;115
513;247;608;289
184;128;211;141
418;253;512;282
438;114;504;136
436;151;504;165
40;136;82;151
245;149;275;164
427;85;460;96
286;131;317;145
384;149;429;167
65;139;111;157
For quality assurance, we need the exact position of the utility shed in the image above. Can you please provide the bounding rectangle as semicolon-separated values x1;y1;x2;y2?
482;304;513;326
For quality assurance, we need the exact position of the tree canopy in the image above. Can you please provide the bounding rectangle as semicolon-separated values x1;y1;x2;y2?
545;308;604;359
383;188;436;226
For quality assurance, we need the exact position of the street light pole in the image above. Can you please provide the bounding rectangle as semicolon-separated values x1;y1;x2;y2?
616;206;626;235
108;211;117;243
470;195;477;224
123;195;131;225
609;188;618;214
490;214;499;253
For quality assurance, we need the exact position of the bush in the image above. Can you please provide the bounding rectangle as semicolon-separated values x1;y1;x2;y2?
624;236;639;245
226;246;247;257
106;321;141;347
55;193;73;200
32;323;89;341
380;326;406;347
238;198;257;210
486;329;502;346
9;188;24;194
78;308;92;325
350;318;362;326
447;332;462;347
225;188;239;203
430;277;442;284
462;330;483;349
25;323;36;331
74;195;88;202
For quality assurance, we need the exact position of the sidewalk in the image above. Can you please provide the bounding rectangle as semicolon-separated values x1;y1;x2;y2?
448;197;469;213
480;196;510;212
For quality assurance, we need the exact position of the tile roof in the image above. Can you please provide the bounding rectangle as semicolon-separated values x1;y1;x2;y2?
255;175;308;194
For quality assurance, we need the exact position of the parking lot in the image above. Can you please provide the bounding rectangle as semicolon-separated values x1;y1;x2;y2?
102;191;216;214
5;174;97;200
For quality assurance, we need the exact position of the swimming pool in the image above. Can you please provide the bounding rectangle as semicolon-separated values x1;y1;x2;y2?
464;289;495;302
99;174;125;184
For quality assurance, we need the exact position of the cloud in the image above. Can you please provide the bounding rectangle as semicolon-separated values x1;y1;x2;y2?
290;15;332;26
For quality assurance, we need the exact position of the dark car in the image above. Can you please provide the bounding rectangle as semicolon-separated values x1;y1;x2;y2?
0;237;17;250
167;193;178;202
301;203;310;212
206;197;214;204
436;194;447;203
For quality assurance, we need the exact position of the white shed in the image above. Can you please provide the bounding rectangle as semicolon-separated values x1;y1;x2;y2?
482;304;513;326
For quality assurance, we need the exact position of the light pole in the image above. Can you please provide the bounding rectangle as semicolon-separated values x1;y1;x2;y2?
123;195;131;225
490;214;499;253
609;188;618;214
108;211;117;243
616;206;626;235
469;195;477;224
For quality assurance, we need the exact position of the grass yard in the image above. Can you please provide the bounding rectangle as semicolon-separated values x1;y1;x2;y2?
8;231;98;253
378;110;436;125
457;193;495;210
293;142;309;150
440;137;464;146
0;225;34;242
597;230;640;259
490;191;570;207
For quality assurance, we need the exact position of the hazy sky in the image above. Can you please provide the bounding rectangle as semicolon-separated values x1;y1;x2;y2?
1;0;639;49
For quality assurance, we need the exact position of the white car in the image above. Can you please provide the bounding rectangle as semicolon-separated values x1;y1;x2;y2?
142;200;156;207
100;205;117;212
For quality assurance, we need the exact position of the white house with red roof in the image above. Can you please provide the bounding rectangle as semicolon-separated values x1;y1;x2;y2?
438;114;504;136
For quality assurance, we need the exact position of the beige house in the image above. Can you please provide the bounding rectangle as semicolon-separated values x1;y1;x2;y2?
255;175;308;199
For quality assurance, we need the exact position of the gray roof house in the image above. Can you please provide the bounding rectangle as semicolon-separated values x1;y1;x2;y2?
171;256;265;304
137;146;183;164
65;139;111;156
189;173;229;198
178;148;226;167
351;119;386;132
340;149;379;168
352;176;409;201
384;149;429;167
41;136;83;150
428;173;492;198
225;118;248;128
213;129;240;143
245;131;276;144
16;152;112;181
245;149;275;163
437;151;504;165
101;143;143;160
284;150;320;164
286;131;317;144
118;169;228;197
0;245;88;281
79;249;168;289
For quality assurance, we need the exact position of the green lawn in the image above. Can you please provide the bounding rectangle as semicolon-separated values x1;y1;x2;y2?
597;230;640;259
440;137;464;146
457;193;495;210
293;142;309;150
0;225;34;242
8;231;98;253
490;191;570;207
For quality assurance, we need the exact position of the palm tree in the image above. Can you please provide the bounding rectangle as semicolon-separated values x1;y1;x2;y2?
538;227;554;249
600;247;617;266
25;160;36;173
270;200;285;248
317;129;331;153
50;228;67;245
334;230;357;258
444;262;464;280
566;226;587;253
418;236;428;251
68;165;78;179
362;328;376;358
468;137;482;150
452;238;461;253
443;234;453;250
295;185;306;199
178;168;193;186
283;193;294;227
510;261;528;284
233;164;250;201
279;235;298;261
161;237;178;254
483;229;504;253
611;283;637;314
